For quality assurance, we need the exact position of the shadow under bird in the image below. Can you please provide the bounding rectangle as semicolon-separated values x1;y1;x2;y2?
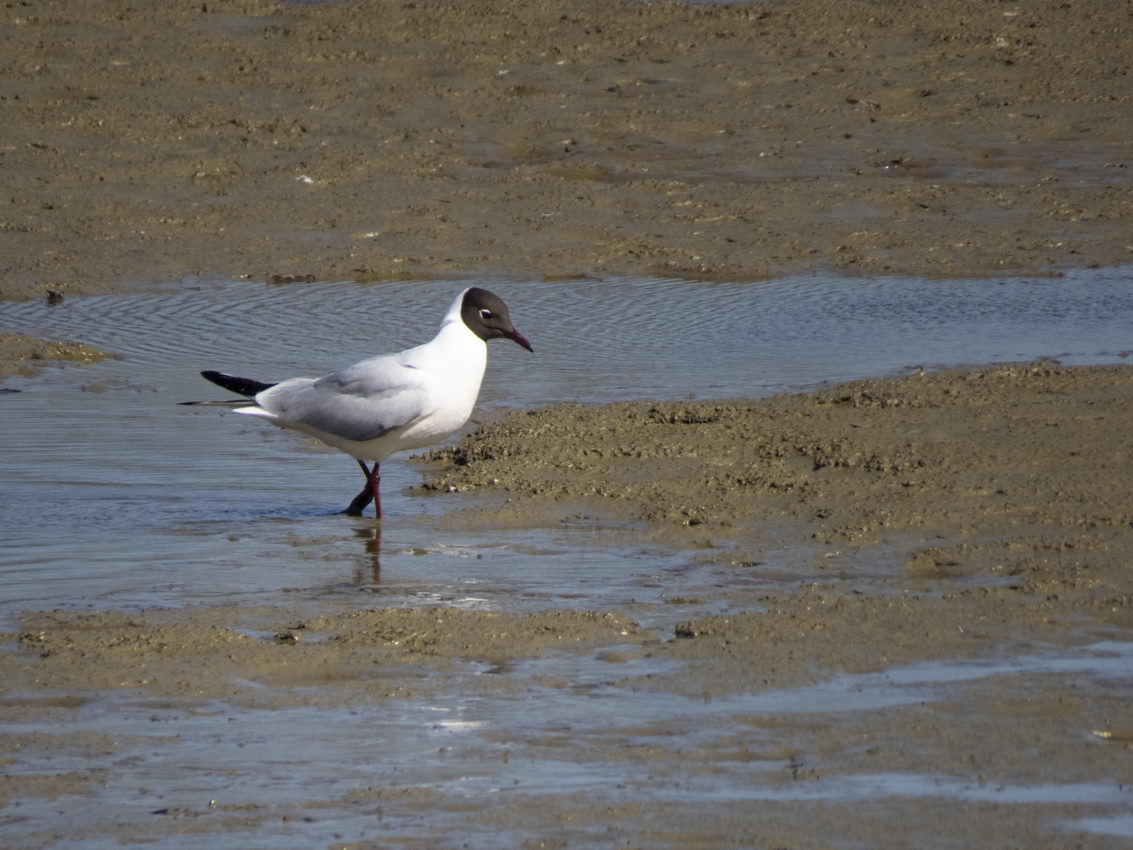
182;287;533;517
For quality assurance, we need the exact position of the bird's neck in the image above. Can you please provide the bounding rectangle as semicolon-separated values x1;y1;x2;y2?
428;319;488;366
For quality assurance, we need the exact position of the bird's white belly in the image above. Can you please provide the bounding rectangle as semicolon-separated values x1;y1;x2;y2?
398;400;474;447
275;405;467;463
284;381;478;463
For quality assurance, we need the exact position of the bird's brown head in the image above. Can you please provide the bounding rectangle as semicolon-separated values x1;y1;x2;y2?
461;287;533;352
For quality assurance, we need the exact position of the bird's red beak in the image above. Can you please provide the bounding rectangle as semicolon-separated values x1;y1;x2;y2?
507;329;534;352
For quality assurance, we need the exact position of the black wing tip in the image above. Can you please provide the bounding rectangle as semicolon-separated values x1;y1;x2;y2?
199;370;276;397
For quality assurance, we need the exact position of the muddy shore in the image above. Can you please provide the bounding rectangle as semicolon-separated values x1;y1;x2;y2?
2;0;1133;846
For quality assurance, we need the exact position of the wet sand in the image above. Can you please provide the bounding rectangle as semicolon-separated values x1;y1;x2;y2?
2;0;1133;846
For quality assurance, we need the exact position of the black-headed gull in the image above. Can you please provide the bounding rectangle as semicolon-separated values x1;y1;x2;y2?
184;287;532;517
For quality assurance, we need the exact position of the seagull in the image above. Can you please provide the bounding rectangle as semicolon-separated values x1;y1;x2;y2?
183;287;532;517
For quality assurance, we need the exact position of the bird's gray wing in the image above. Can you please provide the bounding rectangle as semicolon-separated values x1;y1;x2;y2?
256;356;430;442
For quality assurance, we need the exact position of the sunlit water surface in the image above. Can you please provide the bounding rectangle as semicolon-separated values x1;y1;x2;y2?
2;270;1131;621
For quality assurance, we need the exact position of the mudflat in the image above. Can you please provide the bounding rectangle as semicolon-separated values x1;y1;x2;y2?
2;0;1132;846
1;0;1130;301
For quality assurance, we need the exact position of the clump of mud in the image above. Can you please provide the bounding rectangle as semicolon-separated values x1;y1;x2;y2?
0;332;114;378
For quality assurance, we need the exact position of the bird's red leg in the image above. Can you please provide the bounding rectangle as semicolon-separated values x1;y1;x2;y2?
370;463;382;519
344;460;375;516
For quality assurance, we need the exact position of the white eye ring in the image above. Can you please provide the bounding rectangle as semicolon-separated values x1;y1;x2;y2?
478;308;493;319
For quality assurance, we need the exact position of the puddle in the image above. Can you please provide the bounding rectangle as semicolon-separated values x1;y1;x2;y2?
679;774;1133;805
680;640;1133;714
1064;814;1133;840
500;641;1133;724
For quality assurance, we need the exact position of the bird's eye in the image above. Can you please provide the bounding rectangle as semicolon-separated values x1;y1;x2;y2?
478;308;493;320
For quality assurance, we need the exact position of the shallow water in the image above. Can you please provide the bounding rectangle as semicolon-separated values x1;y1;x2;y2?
2;269;1131;624
2;270;1133;844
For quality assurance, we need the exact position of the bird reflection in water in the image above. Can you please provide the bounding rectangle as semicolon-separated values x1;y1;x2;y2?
350;519;382;585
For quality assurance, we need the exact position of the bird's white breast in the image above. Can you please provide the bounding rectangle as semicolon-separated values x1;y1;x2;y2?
392;319;488;447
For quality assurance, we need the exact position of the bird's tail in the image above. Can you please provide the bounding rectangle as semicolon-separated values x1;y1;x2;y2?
179;370;277;406
179;399;253;407
200;370;276;397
